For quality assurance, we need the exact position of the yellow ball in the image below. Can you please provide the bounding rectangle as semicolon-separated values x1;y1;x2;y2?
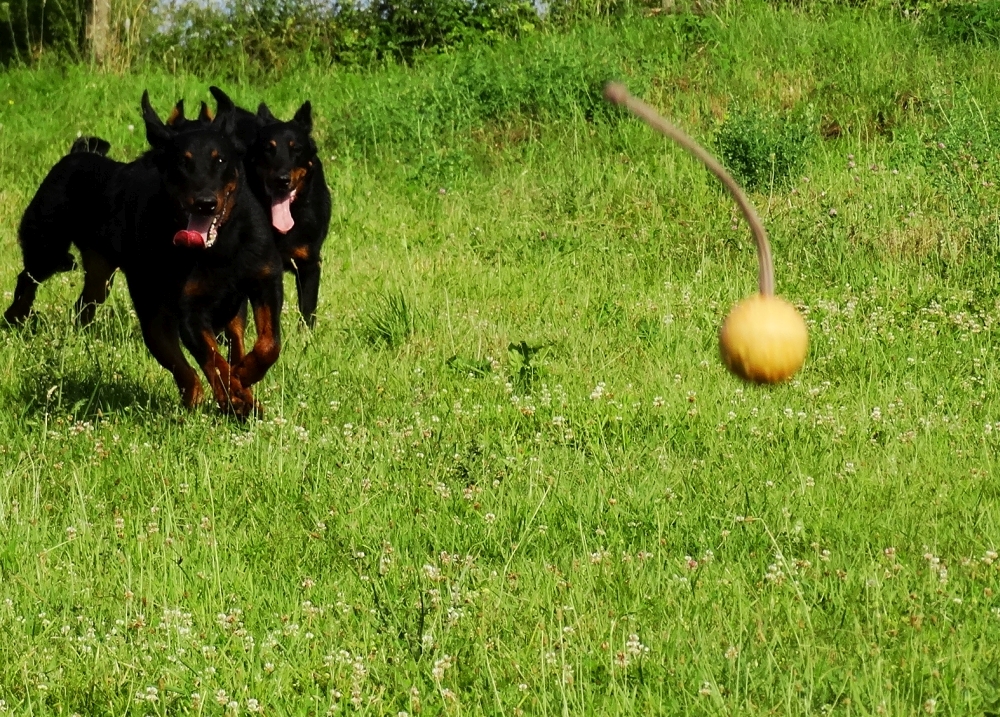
719;294;808;384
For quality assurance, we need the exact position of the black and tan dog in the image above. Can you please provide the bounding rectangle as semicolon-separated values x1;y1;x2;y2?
5;90;284;418
117;89;284;417
209;87;332;328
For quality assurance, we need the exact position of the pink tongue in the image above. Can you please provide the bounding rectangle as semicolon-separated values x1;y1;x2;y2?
173;215;213;248
271;196;294;234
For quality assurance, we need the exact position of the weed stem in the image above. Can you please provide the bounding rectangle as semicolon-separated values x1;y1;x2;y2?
604;82;775;296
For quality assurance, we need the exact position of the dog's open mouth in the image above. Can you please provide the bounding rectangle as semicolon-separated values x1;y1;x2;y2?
270;188;297;234
173;213;221;249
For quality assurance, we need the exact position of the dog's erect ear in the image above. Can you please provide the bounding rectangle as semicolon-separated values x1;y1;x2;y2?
208;85;236;120
256;102;276;127
141;90;173;149
293;101;312;134
208;86;238;133
198;101;214;122
166;99;185;127
207;87;246;154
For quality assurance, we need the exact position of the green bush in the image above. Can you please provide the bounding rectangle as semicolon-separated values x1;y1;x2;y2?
1;0;656;71
145;0;542;74
366;0;538;59
146;0;368;73
921;0;1000;45
451;42;620;121
332;31;626;155
715;106;816;192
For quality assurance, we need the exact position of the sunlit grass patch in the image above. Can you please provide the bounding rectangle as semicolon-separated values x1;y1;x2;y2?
3;4;1000;715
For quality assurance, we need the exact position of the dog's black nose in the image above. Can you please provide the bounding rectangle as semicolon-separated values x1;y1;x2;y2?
193;196;218;215
275;174;292;192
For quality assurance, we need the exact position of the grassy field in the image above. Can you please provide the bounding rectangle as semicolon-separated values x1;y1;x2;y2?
4;2;1000;714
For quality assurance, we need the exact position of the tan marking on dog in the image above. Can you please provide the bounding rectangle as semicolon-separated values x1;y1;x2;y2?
254;305;276;348
215;178;239;229
289;166;308;194
232;304;280;388
225;312;247;364
183;278;211;297
198;329;244;410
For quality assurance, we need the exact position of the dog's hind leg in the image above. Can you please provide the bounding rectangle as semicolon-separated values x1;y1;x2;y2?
6;215;77;325
74;250;117;327
4;248;76;325
4;271;41;325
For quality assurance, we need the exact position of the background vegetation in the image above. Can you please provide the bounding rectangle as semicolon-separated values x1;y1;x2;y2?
4;0;1000;715
3;0;1000;73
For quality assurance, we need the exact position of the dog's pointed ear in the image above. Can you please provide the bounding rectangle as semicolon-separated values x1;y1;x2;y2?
141;90;172;149
207;87;246;154
256;102;276;127
293;101;312;133
198;101;214;123
208;86;236;132
166;99;185;127
208;85;235;119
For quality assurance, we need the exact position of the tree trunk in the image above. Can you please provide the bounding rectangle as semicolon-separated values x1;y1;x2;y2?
88;0;110;65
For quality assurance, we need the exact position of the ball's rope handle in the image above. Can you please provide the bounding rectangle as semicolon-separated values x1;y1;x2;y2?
603;82;775;297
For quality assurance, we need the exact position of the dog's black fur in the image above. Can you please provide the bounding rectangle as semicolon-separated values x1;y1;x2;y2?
5;136;126;326
209;87;331;328
4;102;207;328
111;89;284;417
5;90;285;418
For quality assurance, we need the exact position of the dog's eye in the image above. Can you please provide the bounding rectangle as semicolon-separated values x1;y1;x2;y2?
216;155;225;165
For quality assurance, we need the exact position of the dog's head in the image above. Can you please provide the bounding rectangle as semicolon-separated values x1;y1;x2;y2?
248;100;317;235
142;89;244;249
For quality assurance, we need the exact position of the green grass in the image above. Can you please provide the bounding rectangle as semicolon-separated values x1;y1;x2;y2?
5;3;1000;714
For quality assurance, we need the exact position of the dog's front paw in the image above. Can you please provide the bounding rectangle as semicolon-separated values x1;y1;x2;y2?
222;384;262;421
181;380;205;409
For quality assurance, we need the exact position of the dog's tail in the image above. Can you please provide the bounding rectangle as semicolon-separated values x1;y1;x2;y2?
69;136;111;156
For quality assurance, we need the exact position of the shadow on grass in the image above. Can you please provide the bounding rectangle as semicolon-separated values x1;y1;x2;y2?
12;369;177;422
4;314;260;426
3;304;184;422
